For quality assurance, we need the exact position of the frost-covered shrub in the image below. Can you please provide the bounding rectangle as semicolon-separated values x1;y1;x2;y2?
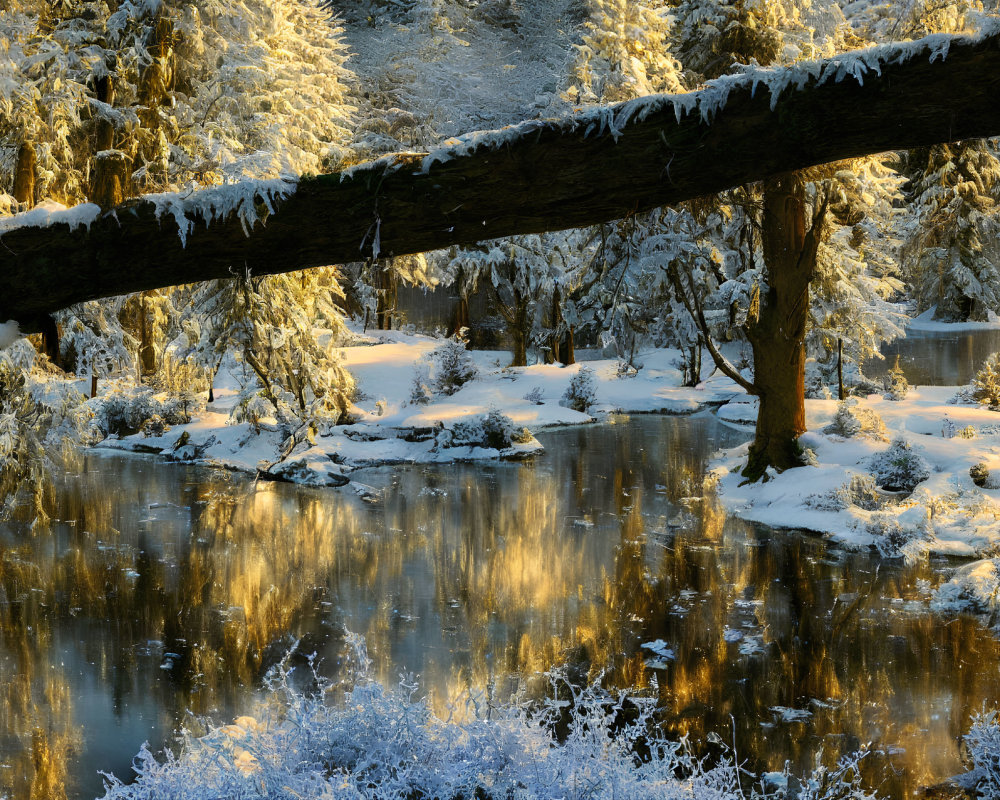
229;392;274;432
409;361;433;406
866;513;920;558
839;474;883;511
141;414;168;438
960;425;977;439
973;352;1000;409
432;338;478;396
561;366;597;413
824;399;887;441
449;409;532;450
972;463;991;488
89;384;187;437
523;386;544;405
963;709;1000;798
615;359;639;379
883;358;909;401
99;634;882;800
868;438;931;492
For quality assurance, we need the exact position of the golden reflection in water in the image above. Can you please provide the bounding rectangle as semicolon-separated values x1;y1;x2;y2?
1;416;1000;799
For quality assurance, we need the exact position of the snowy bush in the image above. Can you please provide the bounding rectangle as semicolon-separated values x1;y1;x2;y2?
960;425;977;440
615;359;639;379
449;409;532;450
561;367;597;413
963;709;1000;798
840;474;883;511
973;353;1000;409
868;438;931;492
229;392;275;432
866;513;922;559
431;338;478;396
523;386;545;405
99;634;883;800
824;399;887;441
972;463;992;488
141;415;168;438
409;361;433;405
882;358;909;401
89;384;187;437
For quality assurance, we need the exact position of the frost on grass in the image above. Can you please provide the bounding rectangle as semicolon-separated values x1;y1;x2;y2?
100;634;883;800
146;178;298;246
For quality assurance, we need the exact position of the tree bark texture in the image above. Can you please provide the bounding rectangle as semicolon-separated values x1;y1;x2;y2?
12;143;36;207
742;174;822;480
3;31;1000;328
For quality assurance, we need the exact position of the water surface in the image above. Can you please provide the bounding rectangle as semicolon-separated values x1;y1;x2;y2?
0;415;997;798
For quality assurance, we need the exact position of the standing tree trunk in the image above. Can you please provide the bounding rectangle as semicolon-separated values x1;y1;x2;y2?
374;262;398;330
90;75;132;209
447;268;471;339
508;288;530;367
12;143;36;207
549;285;564;364
39;315;60;368
741;173;828;481
563;326;576;365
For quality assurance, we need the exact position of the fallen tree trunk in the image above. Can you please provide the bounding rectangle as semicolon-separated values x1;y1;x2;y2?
2;30;1000;330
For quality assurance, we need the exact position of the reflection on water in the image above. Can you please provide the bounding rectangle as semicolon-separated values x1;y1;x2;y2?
0;415;999;798
865;327;1000;385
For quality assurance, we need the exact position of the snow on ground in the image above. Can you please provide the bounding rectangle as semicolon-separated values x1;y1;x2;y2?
711;386;1000;627
94;329;741;492
907;306;1000;332
713;387;1000;558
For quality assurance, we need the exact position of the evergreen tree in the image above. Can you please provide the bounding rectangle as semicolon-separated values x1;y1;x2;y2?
904;140;1000;321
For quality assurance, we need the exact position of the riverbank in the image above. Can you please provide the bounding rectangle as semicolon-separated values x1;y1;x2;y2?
94;328;743;490
710;387;1000;627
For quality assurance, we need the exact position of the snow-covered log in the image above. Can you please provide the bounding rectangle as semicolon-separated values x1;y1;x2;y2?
2;28;1000;329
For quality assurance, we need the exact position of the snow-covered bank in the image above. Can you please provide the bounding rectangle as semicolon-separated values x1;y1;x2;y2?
713;387;1000;558
93;330;742;491
711;385;1000;628
907;306;1000;333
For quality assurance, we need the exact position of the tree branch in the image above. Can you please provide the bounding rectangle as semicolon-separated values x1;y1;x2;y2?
3;30;1000;327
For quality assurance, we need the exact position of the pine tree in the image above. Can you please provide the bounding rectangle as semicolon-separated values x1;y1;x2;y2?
905;140;1000;321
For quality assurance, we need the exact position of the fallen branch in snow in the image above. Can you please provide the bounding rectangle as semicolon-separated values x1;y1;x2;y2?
2;28;1000;329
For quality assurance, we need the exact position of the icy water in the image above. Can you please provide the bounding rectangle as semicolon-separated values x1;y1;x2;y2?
865;326;1000;385
2;415;1000;799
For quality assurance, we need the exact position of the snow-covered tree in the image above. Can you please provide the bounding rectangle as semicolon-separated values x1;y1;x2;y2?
904;139;1000;321
566;0;683;104
175;268;355;429
807;156;907;392
1;0;353;207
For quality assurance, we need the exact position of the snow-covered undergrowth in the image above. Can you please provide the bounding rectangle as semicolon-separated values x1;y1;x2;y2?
712;383;1000;629
962;709;1000;798
95;328;741;489
713;386;1000;562
100;634;879;800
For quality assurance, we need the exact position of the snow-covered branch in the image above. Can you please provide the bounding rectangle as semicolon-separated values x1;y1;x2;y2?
3;27;1000;329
